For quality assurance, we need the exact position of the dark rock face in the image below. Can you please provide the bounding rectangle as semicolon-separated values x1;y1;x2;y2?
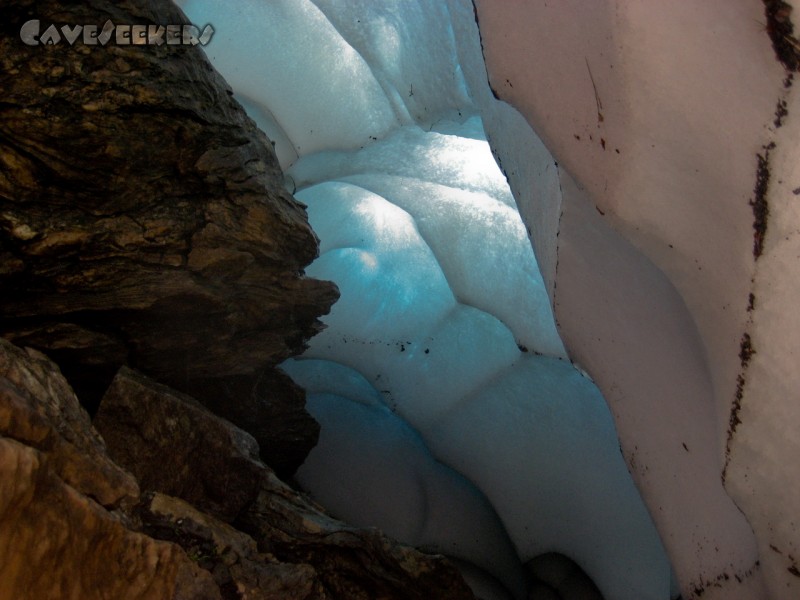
96;366;477;600
95;366;267;523
0;0;338;474
0;338;221;600
0;1;474;597
138;492;324;600
239;477;477;600
0;338;474;599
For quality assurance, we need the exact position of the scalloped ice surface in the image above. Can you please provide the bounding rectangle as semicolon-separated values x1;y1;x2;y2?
178;1;674;598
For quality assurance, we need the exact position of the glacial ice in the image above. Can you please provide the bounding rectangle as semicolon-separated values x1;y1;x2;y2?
281;385;528;598
290;120;671;600
180;0;399;157
178;0;675;598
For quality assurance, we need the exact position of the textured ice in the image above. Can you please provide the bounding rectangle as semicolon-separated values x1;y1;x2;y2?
298;181;455;341
179;0;399;158
289;124;516;205
291;120;669;599
303;302;521;426
335;173;564;355
426;354;670;599
308;0;474;129
179;1;674;598
280;358;383;408
296;391;527;597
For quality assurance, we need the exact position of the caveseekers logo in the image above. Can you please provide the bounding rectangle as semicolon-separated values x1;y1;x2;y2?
20;19;214;46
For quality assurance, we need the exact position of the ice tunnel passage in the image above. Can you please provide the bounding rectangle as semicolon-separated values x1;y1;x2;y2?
174;1;798;599
279;122;673;600
176;0;673;598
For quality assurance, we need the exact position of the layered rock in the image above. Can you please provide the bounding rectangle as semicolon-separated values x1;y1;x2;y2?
138;492;324;600
0;338;475;599
0;0;338;475
0;338;220;600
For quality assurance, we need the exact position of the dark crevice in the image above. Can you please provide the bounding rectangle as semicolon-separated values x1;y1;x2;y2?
763;1;800;71
751;146;773;260
471;0;501;100
738;333;755;368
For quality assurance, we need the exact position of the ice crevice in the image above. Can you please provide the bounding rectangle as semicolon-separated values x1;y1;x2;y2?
169;1;739;599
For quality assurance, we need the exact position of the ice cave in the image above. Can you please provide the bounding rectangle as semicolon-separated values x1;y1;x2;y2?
176;1;800;599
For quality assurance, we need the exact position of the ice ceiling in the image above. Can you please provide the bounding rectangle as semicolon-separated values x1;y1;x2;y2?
176;1;683;598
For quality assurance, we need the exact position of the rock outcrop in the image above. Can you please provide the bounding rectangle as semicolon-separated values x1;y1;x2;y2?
0;0;338;476
0;338;475;599
95;366;264;523
0;338;220;600
138;492;323;600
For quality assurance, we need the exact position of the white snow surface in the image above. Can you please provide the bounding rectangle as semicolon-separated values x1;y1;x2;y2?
471;0;800;598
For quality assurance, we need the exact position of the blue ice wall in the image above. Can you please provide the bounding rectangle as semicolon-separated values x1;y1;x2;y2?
178;1;673;598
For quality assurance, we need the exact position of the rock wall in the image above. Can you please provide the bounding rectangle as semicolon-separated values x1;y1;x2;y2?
0;337;475;599
0;338;221;600
0;0;339;476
